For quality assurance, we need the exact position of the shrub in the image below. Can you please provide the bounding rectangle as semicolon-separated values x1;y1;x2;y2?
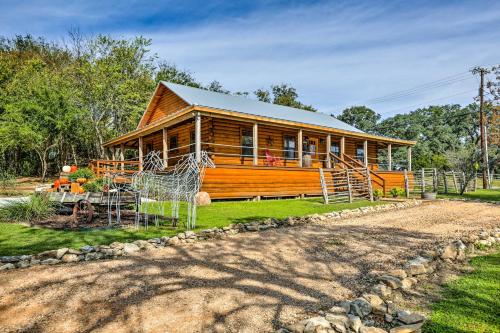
373;189;384;199
69;167;95;180
389;187;405;198
0;193;55;223
82;178;105;192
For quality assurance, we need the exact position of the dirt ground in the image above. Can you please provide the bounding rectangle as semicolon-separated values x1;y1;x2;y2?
0;200;499;333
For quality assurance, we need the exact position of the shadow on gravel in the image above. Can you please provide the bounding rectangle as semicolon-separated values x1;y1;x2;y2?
0;224;438;333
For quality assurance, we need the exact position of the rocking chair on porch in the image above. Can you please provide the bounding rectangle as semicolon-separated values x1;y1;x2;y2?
264;149;282;166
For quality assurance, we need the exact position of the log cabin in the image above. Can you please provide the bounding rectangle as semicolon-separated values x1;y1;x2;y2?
93;81;416;200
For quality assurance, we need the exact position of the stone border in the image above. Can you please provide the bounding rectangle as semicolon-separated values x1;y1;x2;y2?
0;200;423;270
276;229;500;333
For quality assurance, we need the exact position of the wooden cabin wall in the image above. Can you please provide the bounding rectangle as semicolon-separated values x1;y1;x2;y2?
202;166;323;199
139;87;190;128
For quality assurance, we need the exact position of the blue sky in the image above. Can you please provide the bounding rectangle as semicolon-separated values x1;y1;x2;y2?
1;0;499;117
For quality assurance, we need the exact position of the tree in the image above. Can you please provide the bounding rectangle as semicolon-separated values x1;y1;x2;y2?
254;88;271;103
336;106;381;133
155;62;201;88
253;84;316;111
206;80;229;93
445;143;481;194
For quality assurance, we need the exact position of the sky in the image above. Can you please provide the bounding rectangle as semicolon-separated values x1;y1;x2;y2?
1;0;499;118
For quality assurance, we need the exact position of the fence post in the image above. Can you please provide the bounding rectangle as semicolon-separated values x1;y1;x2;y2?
433;168;437;192
365;168;373;202
404;169;410;198
319;168;329;204
474;172;478;191
421;168;425;194
346;170;353;203
452;171;458;193
443;172;448;194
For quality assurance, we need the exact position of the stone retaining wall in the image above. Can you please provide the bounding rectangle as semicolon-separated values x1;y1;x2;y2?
0;200;422;270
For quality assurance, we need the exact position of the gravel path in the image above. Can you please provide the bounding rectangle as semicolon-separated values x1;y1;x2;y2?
0;200;498;333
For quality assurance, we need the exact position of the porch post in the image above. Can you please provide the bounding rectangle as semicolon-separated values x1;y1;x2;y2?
340;136;345;159
363;140;368;167
387;143;392;171
407;146;412;171
253;122;258;166
138;136;144;171
162;127;168;168
120;143;125;171
298;129;303;167
326;134;331;168
195;112;201;163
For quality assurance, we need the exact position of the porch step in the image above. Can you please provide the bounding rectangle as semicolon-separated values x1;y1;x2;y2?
319;167;373;204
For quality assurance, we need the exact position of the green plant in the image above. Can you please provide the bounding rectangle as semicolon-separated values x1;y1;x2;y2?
82;178;105;192
0;171;15;191
389;187;405;198
69;167;95;180
373;189;384;199
0;193;55;223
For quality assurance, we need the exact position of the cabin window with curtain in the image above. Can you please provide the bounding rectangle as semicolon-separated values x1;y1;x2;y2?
190;130;195;153
330;142;340;156
241;128;253;157
356;145;364;162
283;135;296;159
169;135;178;153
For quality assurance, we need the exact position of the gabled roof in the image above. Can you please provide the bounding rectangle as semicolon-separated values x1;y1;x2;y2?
160;81;364;134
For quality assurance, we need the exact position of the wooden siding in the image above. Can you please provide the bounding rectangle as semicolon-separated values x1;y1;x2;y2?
372;171;411;190
138;86;190;128
202;166;323;199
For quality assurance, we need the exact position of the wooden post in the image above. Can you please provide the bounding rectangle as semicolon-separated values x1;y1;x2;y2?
326;134;331;168
195;112;201;163
366;168;374;202
346;170;353;203
433;168;438;192
452;171;458;193
120;143;125;171
319;168;329;204
387;144;392;171
443;172;448;193
363;140;368;167
340;136;345;159
253;123;258;166
162;127;168;168
421;168;425;193
407;146;412;171
298;129;303;167
138;136;144;172
404;169;410;198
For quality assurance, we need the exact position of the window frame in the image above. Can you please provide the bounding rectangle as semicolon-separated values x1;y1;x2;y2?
283;134;296;160
240;127;253;157
169;134;179;153
356;144;365;162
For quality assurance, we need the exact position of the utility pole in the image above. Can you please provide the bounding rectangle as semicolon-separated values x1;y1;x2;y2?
473;67;490;189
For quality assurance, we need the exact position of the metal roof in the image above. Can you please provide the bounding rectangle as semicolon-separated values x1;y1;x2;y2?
161;81;364;134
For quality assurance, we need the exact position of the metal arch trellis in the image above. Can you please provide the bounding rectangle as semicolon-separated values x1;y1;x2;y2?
105;150;215;230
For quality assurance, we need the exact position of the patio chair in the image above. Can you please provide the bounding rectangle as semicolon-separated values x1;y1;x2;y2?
265;149;282;166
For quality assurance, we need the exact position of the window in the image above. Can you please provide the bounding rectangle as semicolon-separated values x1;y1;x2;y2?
356;145;364;162
241;128;253;157
146;143;153;154
330;142;340;156
283;135;296;159
169;135;178;152
190;131;195;153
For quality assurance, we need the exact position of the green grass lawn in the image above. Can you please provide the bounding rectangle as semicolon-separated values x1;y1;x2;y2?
0;198;384;256
424;250;500;333
438;188;500;202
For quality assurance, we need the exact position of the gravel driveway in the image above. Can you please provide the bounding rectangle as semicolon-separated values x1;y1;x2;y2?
0;200;498;333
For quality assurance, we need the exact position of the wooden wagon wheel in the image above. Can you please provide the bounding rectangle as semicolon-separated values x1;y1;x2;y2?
72;199;95;224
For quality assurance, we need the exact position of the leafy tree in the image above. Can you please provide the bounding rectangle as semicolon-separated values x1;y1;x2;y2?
254;88;271;103
253;84;316;111
206;80;229;93
336;106;381;133
155;62;201;88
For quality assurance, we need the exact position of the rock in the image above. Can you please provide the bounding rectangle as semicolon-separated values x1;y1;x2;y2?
303;317;331;333
328;306;348;315
350;297;372;318
285;320;308;333
15;260;31;268
61;254;80;263
41;258;60;265
134;240;154;250
378;275;402;289
177;232;186;239
397;311;426;325
195;191;211;206
123;243;140;254
0;256;21;263
401;278;416;290
362;294;383;308
56;248;69;259
477;239;492;247
0;263;15;270
331;322;347;333
371;284;392;298
160;236;170;243
30;258;40;266
385;301;397;315
348;314;362;333
389;323;423;333
419;250;437;260
339;301;352;314
478;231;489;240
168;236;180;245
384;314;394;323
405;257;428;276
36;249;58;260
360;327;387;333
275;329;292;333
67;249;82;255
245;223;260;231
388;269;407;279
85;252;104;261
110;242;125;249
80;245;95;253
185;230;196;238
325;313;348;325
440;243;457;259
